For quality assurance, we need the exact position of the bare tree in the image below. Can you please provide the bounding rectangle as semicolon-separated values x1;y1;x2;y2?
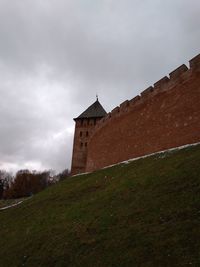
0;170;13;199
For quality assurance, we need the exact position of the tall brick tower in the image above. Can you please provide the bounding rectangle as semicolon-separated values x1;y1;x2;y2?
71;98;107;175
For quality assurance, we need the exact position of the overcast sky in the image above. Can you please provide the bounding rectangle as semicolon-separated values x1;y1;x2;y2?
0;0;199;173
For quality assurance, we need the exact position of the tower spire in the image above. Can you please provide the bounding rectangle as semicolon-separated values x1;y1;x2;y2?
96;93;98;101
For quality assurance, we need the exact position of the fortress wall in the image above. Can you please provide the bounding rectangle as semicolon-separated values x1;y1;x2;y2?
86;54;200;172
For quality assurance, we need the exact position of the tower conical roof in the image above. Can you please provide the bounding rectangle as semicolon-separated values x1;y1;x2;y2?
74;99;107;120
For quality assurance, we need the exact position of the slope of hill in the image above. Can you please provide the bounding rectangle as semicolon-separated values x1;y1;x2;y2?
0;144;200;267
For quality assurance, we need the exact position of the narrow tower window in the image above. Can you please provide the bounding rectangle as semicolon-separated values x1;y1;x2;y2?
86;131;89;137
85;142;87;147
80;142;83;148
80;131;82;137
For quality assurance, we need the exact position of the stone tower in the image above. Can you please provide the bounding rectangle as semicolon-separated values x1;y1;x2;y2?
71;98;107;175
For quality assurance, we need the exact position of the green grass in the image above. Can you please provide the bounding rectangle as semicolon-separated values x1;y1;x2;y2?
0;145;200;267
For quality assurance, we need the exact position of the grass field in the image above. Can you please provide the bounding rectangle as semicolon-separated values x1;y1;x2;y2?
0;144;200;266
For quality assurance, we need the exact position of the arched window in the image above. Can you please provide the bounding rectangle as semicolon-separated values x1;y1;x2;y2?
85;142;87;147
80;142;83;148
86;131;89;137
80;131;82;137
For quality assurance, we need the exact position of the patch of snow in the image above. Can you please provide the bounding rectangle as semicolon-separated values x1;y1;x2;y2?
0;197;32;211
0;201;23;211
71;171;91;177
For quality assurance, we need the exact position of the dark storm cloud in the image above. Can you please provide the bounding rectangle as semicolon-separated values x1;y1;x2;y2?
0;0;199;172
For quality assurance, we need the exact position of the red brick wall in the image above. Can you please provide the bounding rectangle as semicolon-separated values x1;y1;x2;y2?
86;54;200;172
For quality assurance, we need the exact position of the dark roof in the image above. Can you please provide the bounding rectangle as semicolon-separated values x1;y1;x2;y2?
74;99;107;120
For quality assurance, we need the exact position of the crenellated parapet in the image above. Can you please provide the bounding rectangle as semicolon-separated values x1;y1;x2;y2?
89;54;200;142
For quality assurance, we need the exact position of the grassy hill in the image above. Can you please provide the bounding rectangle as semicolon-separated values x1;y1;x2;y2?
0;144;200;267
